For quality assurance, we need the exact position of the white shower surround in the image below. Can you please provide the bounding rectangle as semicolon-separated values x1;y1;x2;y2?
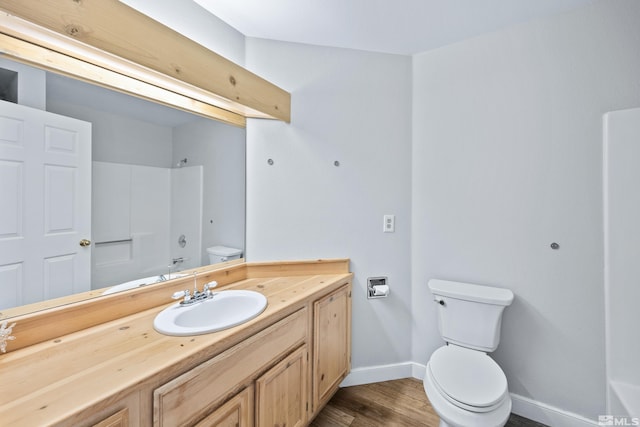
91;162;203;289
603;107;640;418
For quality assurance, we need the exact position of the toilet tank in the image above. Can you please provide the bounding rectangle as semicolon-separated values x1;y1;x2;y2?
206;245;243;264
428;279;514;352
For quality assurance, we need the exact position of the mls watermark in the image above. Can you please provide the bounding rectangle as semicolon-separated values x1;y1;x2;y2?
599;415;640;426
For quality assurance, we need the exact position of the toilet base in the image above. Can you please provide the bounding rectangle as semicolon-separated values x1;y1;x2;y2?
423;361;511;427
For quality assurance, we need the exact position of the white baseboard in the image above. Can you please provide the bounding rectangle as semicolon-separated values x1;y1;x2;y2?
412;362;426;380
510;393;598;427
340;362;598;427
340;362;416;387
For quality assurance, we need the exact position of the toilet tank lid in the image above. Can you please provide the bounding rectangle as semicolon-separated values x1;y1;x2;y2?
428;279;514;306
206;245;243;256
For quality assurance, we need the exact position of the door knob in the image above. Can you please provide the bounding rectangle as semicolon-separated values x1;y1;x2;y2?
79;239;91;247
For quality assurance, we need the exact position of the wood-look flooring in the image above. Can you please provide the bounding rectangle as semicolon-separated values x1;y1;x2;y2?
311;378;548;427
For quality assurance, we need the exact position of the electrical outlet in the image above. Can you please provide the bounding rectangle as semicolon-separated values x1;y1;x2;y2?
383;214;395;233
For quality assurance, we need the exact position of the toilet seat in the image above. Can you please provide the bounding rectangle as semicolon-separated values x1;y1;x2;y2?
429;345;508;413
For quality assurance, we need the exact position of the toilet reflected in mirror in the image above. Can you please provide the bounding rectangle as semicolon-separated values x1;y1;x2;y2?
206;246;243;264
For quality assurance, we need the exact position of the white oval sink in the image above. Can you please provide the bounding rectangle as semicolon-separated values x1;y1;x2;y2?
153;290;267;336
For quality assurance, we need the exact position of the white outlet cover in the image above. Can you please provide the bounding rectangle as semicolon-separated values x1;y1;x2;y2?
383;214;395;232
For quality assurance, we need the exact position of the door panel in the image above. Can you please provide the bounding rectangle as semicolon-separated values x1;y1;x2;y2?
43;254;76;299
44;165;76;233
0;160;22;239
0;263;22;308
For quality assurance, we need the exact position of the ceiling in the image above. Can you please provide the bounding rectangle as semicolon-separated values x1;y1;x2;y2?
193;0;596;55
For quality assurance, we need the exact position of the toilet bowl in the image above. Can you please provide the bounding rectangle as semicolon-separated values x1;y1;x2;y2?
424;279;514;427
423;345;511;427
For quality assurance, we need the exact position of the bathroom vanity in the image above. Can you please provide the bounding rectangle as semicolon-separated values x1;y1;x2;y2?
0;259;352;426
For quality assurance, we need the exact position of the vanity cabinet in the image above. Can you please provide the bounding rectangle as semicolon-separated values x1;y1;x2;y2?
312;284;352;413
153;308;307;427
0;259;353;427
153;282;351;427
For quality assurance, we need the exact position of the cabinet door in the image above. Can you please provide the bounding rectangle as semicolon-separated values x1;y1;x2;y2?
195;385;253;427
313;284;351;410
255;345;308;427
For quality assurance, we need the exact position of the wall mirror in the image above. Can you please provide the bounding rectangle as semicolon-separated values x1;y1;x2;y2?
0;57;246;317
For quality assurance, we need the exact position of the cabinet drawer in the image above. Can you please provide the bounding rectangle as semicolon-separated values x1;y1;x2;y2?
154;308;307;427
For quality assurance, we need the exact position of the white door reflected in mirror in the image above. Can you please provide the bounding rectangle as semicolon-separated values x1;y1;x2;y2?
0;100;91;309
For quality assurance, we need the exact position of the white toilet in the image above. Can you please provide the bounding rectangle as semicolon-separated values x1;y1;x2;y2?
206;245;243;264
424;279;514;427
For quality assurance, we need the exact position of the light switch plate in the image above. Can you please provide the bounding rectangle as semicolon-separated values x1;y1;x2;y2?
383;214;395;233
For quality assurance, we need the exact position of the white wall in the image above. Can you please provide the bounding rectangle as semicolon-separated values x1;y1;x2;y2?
173;119;246;265
412;0;640;420
244;39;413;370
0;58;46;110
47;100;173;167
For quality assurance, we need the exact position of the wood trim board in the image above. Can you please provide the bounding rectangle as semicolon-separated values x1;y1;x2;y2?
0;0;291;124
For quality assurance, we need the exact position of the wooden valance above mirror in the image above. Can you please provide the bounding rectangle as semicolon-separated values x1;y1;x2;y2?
0;0;291;127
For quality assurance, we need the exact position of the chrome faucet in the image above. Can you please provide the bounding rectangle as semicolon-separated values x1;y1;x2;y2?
157;263;176;283
172;280;218;306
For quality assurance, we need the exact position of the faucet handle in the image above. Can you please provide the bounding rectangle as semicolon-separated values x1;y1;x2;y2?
203;281;218;295
172;290;191;301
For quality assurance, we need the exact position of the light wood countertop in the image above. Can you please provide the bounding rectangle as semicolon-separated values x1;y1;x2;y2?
0;261;352;426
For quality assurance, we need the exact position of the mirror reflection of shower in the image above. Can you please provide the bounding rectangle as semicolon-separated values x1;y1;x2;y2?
176;158;188;168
